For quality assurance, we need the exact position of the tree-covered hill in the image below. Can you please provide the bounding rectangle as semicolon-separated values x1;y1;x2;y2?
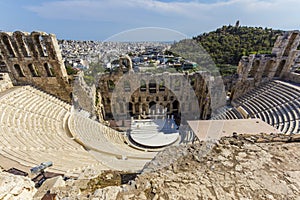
193;24;284;76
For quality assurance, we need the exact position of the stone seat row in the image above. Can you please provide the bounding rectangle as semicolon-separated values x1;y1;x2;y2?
0;146;102;177
234;81;300;106
214;80;300;134
212;107;243;120
2;89;70;119
68;112;156;159
0;105;72;141
233;81;279;103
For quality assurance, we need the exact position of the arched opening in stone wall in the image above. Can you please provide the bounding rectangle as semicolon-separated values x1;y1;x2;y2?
142;103;148;114
135;103;140;114
248;60;260;78
172;100;180;125
149;101;156;113
297;42;300;50
15;33;30;57
262;60;274;78
98;73;211;126
159;80;165;91
164;96;167;101
140;79;146;92
14;64;25;77
0;61;8;72
33;34;47;57
39;35;48;57
26;37;39;58
107;80;115;91
275;60;286;77
149;79;157;93
166;103;170;113
2;35;15;58
44;63;55;77
172;100;179;114
28;64;40;77
283;32;298;56
128;102;133;116
120;56;131;69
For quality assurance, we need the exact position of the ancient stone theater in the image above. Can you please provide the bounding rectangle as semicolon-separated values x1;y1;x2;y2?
0;30;300;198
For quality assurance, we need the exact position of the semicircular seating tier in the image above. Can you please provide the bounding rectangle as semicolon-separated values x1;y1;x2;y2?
0;86;112;177
211;80;300;134
67;112;157;172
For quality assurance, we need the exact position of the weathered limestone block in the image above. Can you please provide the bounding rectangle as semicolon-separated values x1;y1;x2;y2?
0;172;37;199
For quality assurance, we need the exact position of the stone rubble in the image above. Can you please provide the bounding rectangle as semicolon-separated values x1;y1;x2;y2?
37;133;300;199
114;133;300;200
1;133;299;199
0;171;37;200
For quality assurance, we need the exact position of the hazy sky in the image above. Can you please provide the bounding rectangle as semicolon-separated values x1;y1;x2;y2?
1;0;299;41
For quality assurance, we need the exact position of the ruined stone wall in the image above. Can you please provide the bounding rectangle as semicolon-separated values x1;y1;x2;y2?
232;31;300;100
97;69;225;123
72;72;97;117
0;31;71;102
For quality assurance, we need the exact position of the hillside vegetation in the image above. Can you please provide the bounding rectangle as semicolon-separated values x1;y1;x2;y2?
193;24;283;76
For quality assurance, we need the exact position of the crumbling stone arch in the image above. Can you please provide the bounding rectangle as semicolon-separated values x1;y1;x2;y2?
248;60;260;78
0;33;16;58
275;60;286;77
140;79;146;92
119;55;132;71
149;101;156;111
149;79;157;93
262;60;274;78
0;61;8;72
159;79;165;91
128;102;133;115
28;63;39;77
172;100;180;114
13;31;31;57
283;32;298;56
142;103;148;114
134;103;140;114
13;64;25;77
44;63;55;77
31;32;47;57
107;80;115;91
